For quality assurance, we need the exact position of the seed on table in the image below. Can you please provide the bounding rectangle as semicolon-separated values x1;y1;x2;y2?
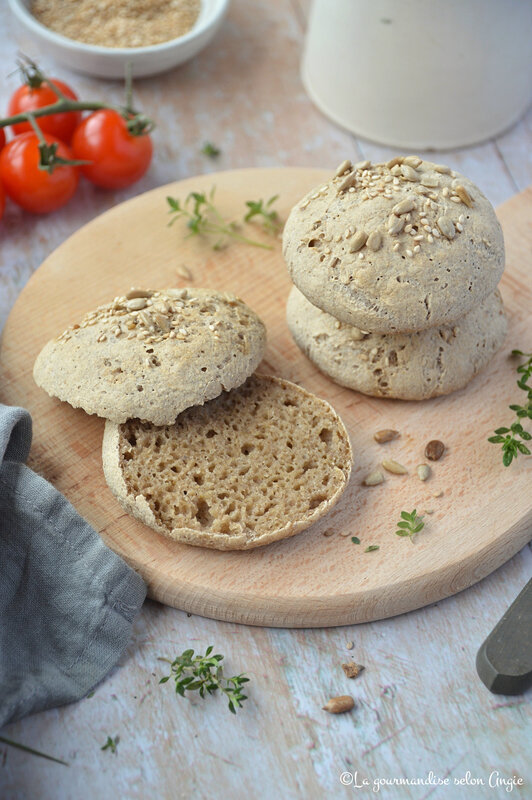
322;695;355;714
382;459;408;475
346;641;354;650
342;662;365;679
417;464;431;481
323;528;336;537
425;440;445;461
374;429;399;444
176;264;193;281
363;469;385;486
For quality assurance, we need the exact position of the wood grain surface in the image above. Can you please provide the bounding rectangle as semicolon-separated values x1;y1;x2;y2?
1;168;530;628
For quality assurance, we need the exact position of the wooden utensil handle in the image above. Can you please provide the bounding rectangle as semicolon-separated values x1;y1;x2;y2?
476;578;532;695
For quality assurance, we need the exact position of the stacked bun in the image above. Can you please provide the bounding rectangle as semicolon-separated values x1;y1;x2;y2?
283;157;507;399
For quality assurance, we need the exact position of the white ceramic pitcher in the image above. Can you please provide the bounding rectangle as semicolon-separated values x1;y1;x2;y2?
302;0;532;149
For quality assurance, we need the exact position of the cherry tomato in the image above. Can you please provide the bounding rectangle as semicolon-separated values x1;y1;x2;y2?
0;128;5;151
0;181;5;221
8;79;81;143
0;132;79;214
72;110;153;190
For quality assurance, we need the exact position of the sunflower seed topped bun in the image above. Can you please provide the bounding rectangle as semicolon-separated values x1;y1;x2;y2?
286;286;507;400
102;374;353;550
283;157;505;333
33;288;266;425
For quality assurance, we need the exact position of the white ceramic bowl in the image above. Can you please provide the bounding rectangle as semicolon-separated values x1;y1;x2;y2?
8;0;229;79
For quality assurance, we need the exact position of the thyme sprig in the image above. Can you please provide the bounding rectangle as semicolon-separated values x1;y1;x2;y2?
159;646;249;714
395;509;425;541
489;350;532;466
201;141;221;159
166;187;275;250
244;195;281;235
101;735;119;754
0;735;68;766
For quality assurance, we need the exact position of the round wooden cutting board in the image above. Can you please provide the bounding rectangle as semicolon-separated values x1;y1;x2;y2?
1;168;531;627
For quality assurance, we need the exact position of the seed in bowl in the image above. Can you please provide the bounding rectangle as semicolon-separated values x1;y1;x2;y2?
31;0;202;48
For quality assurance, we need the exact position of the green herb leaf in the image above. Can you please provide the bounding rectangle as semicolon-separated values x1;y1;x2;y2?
489;350;532;467
166;187;274;250
159;646;249;713
201;141;221;158
244;195;282;236
395;509;425;541
351;536;360;544
101;735;119;754
365;545;380;552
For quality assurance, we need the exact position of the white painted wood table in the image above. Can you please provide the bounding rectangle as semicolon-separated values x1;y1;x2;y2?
1;2;531;798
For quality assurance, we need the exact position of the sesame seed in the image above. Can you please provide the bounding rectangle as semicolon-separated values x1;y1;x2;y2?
427;234;434;243
406;249;413;257
393;242;401;251
456;222;463;232
450;196;462;203
413;245;421;253
459;214;465;223
432;228;441;238
442;187;449;197
414;234;424;241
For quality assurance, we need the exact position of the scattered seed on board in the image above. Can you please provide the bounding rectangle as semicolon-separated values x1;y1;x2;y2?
342;662;365;679
374;429;399;444
417;464;431;481
432;489;444;498
176;264;193;281
363;469;385;486
322;696;355;714
425;440;445;461
382;459;408;475
346;641;354;650
323;528;336;537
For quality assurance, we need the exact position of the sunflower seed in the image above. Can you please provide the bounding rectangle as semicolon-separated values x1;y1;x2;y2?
420;174;440;188
433;164;451;174
455;185;474;207
355;159;371;170
334;159;352;178
401;164;419;182
363;469;384;486
417;464;431;481
374;429;399;444
403;155;423;168
388;215;405;235
338;172;357;192
392;197;415;216
126;288;153;300
382;459;408;475
437;216;455;239
387;156;404;169
126;298;148;311
176;264;193;281
349;231;368;252
366;231;383;251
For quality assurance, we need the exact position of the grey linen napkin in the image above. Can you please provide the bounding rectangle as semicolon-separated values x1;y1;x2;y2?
0;403;146;727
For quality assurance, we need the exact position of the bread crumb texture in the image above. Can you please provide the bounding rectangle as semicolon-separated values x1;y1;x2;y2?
283;157;505;333
31;0;201;48
287;286;506;400
103;375;353;550
33;288;266;425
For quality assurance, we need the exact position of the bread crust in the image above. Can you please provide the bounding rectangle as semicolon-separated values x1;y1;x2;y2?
283;158;505;333
286;286;507;400
33;288;266;425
